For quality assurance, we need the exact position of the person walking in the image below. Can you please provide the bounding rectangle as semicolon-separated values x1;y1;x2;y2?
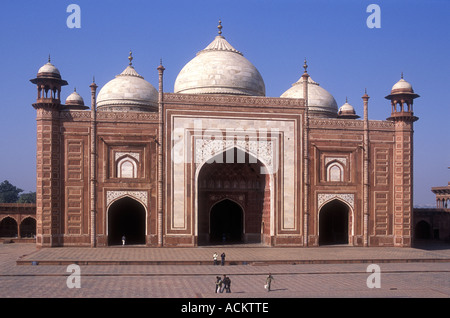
213;252;218;266
122;235;126;246
265;273;274;292
221;252;226;266
215;276;222;293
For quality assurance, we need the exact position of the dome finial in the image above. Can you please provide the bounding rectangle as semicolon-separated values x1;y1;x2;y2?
48;54;51;63
128;50;133;66
303;58;308;74
218;20;223;35
401;72;404;79
345;96;348;103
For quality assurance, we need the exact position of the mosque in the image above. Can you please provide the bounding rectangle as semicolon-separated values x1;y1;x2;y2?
30;22;419;247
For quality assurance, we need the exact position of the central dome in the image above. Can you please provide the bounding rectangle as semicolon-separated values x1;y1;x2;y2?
174;22;265;96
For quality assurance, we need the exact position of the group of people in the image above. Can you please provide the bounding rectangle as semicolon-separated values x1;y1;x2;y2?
211;252;275;293
214;273;274;294
212;252;226;266
215;275;232;293
213;270;274;295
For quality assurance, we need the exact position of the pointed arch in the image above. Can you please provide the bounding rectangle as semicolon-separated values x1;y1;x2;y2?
0;216;18;238
20;217;36;238
195;147;273;245
116;155;138;178
107;196;147;245
318;198;353;245
326;161;344;182
209;198;244;243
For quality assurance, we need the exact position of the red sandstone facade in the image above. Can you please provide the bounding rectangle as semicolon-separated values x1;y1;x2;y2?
29;30;420;248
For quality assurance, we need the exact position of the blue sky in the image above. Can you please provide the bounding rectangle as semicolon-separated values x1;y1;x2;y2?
0;0;448;206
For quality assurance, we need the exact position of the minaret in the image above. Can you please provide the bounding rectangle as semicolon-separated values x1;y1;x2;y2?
385;74;419;247
362;89;370;246
157;59;165;247
30;57;68;247
302;59;310;246
89;77;98;248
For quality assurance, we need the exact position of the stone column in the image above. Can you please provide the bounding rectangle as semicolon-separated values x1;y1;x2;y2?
89;79;98;248
302;59;310;246
362;90;370;247
157;62;165;247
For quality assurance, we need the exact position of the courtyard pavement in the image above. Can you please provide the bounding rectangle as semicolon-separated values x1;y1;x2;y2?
14;240;450;265
0;241;449;306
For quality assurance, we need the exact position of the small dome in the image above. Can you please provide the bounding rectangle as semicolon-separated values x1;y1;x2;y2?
391;78;413;94
65;88;85;105
30;57;68;87
385;74;420;100
174;22;265;96
338;99;359;119
281;75;338;118
97;55;158;112
63;88;88;110
37;57;62;79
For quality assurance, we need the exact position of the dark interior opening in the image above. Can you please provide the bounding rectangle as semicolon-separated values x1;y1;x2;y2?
108;197;145;245
319;200;349;245
210;199;243;244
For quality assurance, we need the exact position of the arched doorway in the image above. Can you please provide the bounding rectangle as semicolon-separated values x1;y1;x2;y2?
20;217;36;238
197;147;270;245
0;217;18;237
0;217;18;238
108;197;146;245
319;200;349;245
415;220;431;239
210;199;243;243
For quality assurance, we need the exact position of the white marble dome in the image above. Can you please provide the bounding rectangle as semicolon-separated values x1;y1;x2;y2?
281;75;338;118
391;77;414;94
97;59;158;112
36;57;63;80
38;62;61;77
339;100;355;113
65;88;85;106
337;99;359;119
174;27;265;96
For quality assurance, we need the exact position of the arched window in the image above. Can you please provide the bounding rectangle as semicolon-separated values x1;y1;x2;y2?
117;157;138;178
327;162;344;182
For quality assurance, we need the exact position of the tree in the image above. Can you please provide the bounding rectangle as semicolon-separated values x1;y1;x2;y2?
18;192;36;203
0;180;24;203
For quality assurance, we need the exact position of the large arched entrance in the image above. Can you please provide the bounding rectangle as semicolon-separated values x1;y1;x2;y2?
197;147;271;245
319;200;349;245
210;199;243;243
108;197;146;245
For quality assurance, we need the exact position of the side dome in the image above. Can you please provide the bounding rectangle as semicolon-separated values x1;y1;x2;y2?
63;88;88;110
337;98;359;119
97;53;158;112
281;73;338;118
174;22;265;96
65;88;84;105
